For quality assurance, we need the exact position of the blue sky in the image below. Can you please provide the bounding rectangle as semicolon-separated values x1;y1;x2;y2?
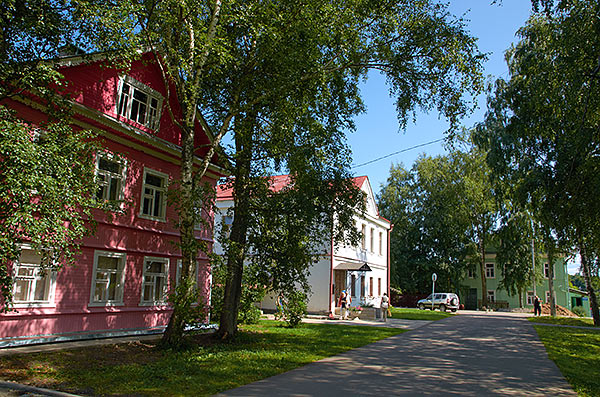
348;1;580;275
349;0;532;193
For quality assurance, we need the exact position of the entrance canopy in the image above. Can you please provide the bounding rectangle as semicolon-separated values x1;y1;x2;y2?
334;262;372;272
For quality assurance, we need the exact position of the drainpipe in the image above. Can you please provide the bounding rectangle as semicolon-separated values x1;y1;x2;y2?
387;223;393;297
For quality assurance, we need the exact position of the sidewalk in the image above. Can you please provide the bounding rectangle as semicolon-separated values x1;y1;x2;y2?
220;311;577;396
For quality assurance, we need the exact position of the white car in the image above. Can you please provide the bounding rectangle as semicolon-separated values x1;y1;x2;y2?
417;293;459;312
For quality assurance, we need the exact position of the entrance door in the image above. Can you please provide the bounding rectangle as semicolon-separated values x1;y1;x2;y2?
334;270;346;305
466;288;478;310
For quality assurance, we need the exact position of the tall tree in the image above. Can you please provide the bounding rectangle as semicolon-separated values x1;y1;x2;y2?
78;0;485;341
477;0;600;324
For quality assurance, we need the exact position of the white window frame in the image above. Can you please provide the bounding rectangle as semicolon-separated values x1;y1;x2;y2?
379;231;383;256
485;263;495;279
12;245;57;308
526;291;534;305
116;76;163;130
543;263;556;279
140;257;170;306
95;151;127;203
139;168;169;221
89;250;127;306
370;227;375;252
487;290;496;303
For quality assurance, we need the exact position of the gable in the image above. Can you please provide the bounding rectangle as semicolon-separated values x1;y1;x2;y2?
355;176;379;218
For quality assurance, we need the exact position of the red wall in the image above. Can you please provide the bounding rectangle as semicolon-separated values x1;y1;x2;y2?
0;54;219;341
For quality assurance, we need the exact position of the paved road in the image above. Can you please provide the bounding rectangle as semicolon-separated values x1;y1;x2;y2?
220;312;576;396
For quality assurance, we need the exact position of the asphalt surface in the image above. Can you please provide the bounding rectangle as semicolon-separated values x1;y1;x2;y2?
220;311;577;396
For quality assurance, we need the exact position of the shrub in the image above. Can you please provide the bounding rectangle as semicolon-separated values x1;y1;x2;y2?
282;290;307;327
572;306;586;317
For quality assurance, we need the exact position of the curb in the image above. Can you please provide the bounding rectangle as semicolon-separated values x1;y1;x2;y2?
0;381;82;397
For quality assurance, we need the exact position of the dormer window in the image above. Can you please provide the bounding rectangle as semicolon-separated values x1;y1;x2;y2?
117;77;162;130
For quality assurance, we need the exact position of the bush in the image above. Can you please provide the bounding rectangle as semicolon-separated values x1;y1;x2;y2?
282;290;307;327
572;306;586;317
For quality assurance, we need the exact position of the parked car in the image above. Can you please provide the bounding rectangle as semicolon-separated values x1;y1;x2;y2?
417;293;460;312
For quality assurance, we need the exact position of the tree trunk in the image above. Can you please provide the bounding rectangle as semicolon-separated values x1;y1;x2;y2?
518;289;523;308
478;226;488;309
547;240;556;317
217;119;253;339
580;242;600;326
162;125;199;348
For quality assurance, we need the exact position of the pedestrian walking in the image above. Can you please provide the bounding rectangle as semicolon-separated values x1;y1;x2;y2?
381;293;390;322
345;290;352;319
534;295;542;316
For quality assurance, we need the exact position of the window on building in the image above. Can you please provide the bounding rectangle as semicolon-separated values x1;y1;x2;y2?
379;232;383;255
487;290;496;303
543;263;555;279
12;248;56;306
361;224;366;250
96;152;126;202
526;291;534;305
370;228;375;252
369;277;373;296
378;278;381;296
175;260;199;288
117;77;162;130
350;275;356;297
222;215;234;237
140;168;168;220
90;251;126;305
140;257;169;305
485;263;495;279
467;268;475;279
360;275;365;296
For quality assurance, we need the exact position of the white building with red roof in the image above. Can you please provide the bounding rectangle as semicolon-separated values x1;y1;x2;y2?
214;175;391;315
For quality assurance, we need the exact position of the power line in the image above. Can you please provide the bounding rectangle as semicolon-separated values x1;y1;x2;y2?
352;138;445;169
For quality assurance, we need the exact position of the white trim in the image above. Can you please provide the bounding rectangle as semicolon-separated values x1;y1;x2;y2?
526;291;534;306
485;263;495;279
175;259;199;288
139;256;170;306
95;151;128;203
116;75;163;131
89;250;127;305
543;262;556;279
11;247;57;308
487;290;496;303
139;167;169;221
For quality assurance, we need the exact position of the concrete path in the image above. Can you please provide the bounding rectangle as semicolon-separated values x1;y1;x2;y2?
220;311;576;396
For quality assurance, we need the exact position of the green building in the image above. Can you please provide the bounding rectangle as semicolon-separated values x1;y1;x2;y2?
460;252;569;311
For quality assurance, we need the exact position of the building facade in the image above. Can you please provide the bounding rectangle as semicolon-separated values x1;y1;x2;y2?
214;175;392;314
460;252;570;310
1;52;225;346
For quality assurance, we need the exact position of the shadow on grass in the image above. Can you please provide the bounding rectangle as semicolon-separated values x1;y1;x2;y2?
0;321;404;396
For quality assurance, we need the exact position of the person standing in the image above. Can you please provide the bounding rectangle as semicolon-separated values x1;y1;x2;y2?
345;290;352;319
534;295;542;316
339;290;347;320
381;293;390;322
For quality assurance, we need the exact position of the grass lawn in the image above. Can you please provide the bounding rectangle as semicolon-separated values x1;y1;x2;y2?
0;320;404;396
390;307;454;321
528;316;596;327
534;325;600;396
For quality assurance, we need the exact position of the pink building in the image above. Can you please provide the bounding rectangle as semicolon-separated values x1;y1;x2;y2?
1;52;225;347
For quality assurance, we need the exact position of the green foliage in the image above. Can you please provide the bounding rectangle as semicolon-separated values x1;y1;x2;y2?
378;137;499;295
476;0;600;323
281;290;307;328
535;325;600;396
0;107;106;308
0;321;405;396
573;306;587;317
161;278;208;350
